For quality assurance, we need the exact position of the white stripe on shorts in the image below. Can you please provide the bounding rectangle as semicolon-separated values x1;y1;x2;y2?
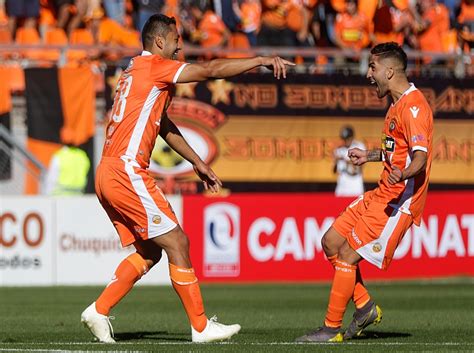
124;161;178;238
356;208;402;269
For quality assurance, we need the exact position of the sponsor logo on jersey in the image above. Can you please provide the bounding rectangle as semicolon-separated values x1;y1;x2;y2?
409;106;420;118
383;135;395;153
411;134;425;143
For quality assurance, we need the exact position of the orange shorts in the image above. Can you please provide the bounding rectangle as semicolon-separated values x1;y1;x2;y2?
95;157;179;247
333;190;413;270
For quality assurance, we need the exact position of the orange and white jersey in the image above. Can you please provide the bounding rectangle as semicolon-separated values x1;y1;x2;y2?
102;51;188;169
373;84;433;225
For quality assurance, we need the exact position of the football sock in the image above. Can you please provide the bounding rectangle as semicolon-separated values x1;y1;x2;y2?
95;253;149;315
169;263;207;332
353;267;371;309
327;254;371;308
324;260;357;328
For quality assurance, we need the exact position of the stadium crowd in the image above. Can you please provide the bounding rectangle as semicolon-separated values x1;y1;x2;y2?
0;0;473;55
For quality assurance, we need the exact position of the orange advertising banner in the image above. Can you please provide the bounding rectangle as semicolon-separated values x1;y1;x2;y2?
103;70;473;187
164;109;474;184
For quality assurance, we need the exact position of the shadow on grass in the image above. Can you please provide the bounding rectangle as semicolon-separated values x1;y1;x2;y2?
351;331;412;340
115;331;189;342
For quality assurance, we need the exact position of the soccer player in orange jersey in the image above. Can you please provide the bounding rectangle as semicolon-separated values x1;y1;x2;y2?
296;42;433;342
80;14;295;344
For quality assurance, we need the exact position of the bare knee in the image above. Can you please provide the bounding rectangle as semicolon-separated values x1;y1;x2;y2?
134;241;163;269
321;227;346;257
337;242;361;265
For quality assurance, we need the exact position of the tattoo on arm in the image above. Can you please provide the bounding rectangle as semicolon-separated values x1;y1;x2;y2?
367;148;382;162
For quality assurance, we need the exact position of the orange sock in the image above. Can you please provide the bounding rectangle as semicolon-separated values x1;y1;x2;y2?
95;253;148;316
169;263;207;332
327;254;371;308
353;268;370;309
324;260;357;328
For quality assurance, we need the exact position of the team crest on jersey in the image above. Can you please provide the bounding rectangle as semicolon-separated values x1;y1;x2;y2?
389;119;396;131
372;243;382;253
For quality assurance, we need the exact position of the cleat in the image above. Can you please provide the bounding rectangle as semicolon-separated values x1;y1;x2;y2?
344;303;382;340
296;326;343;342
191;316;241;343
81;302;116;343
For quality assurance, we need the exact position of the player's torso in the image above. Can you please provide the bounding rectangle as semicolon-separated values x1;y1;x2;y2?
102;56;172;168
375;89;433;213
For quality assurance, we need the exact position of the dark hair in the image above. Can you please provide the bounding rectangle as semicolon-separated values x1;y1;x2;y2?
370;42;407;71
141;14;177;49
340;125;354;139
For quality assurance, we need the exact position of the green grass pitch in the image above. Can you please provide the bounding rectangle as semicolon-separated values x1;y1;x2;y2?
0;280;473;352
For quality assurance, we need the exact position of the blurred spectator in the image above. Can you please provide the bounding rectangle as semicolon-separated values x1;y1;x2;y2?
439;0;462;27
44;145;90;196
133;0;165;32
457;0;474;51
371;0;414;45
333;125;365;197
188;1;230;48
413;0;450;57
310;0;338;47
5;0;40;40
51;0;72;32
333;0;371;50
50;0;90;36
258;0;307;47
232;0;261;46
103;0;126;25
0;0;10;42
214;0;241;32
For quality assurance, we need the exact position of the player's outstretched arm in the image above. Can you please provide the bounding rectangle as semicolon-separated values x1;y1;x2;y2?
159;113;222;192
388;150;427;184
177;56;295;83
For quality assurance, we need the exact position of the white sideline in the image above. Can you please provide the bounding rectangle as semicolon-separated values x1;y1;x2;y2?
0;341;472;348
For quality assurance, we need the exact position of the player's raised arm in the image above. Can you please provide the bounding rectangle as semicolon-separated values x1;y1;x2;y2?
177;56;295;83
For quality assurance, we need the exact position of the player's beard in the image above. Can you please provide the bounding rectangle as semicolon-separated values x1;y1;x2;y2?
375;81;388;98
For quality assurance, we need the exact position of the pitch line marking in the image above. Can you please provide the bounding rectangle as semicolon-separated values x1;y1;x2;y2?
0;341;473;347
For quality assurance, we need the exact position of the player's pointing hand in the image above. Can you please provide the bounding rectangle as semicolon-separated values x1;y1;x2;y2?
261;56;296;79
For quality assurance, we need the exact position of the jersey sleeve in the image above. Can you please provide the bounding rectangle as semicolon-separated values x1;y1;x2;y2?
402;100;432;153
150;57;188;87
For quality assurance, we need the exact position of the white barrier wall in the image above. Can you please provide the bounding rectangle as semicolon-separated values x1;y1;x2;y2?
0;195;183;286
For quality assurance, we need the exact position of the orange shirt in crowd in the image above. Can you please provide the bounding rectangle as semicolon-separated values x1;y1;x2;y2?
262;0;306;32
334;11;371;49
99;18;140;47
457;0;474;23
0;67;11;114
418;3;450;52
198;10;228;47
240;0;262;33
262;0;289;29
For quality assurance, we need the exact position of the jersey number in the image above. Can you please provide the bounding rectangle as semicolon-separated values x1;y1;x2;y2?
111;75;133;123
